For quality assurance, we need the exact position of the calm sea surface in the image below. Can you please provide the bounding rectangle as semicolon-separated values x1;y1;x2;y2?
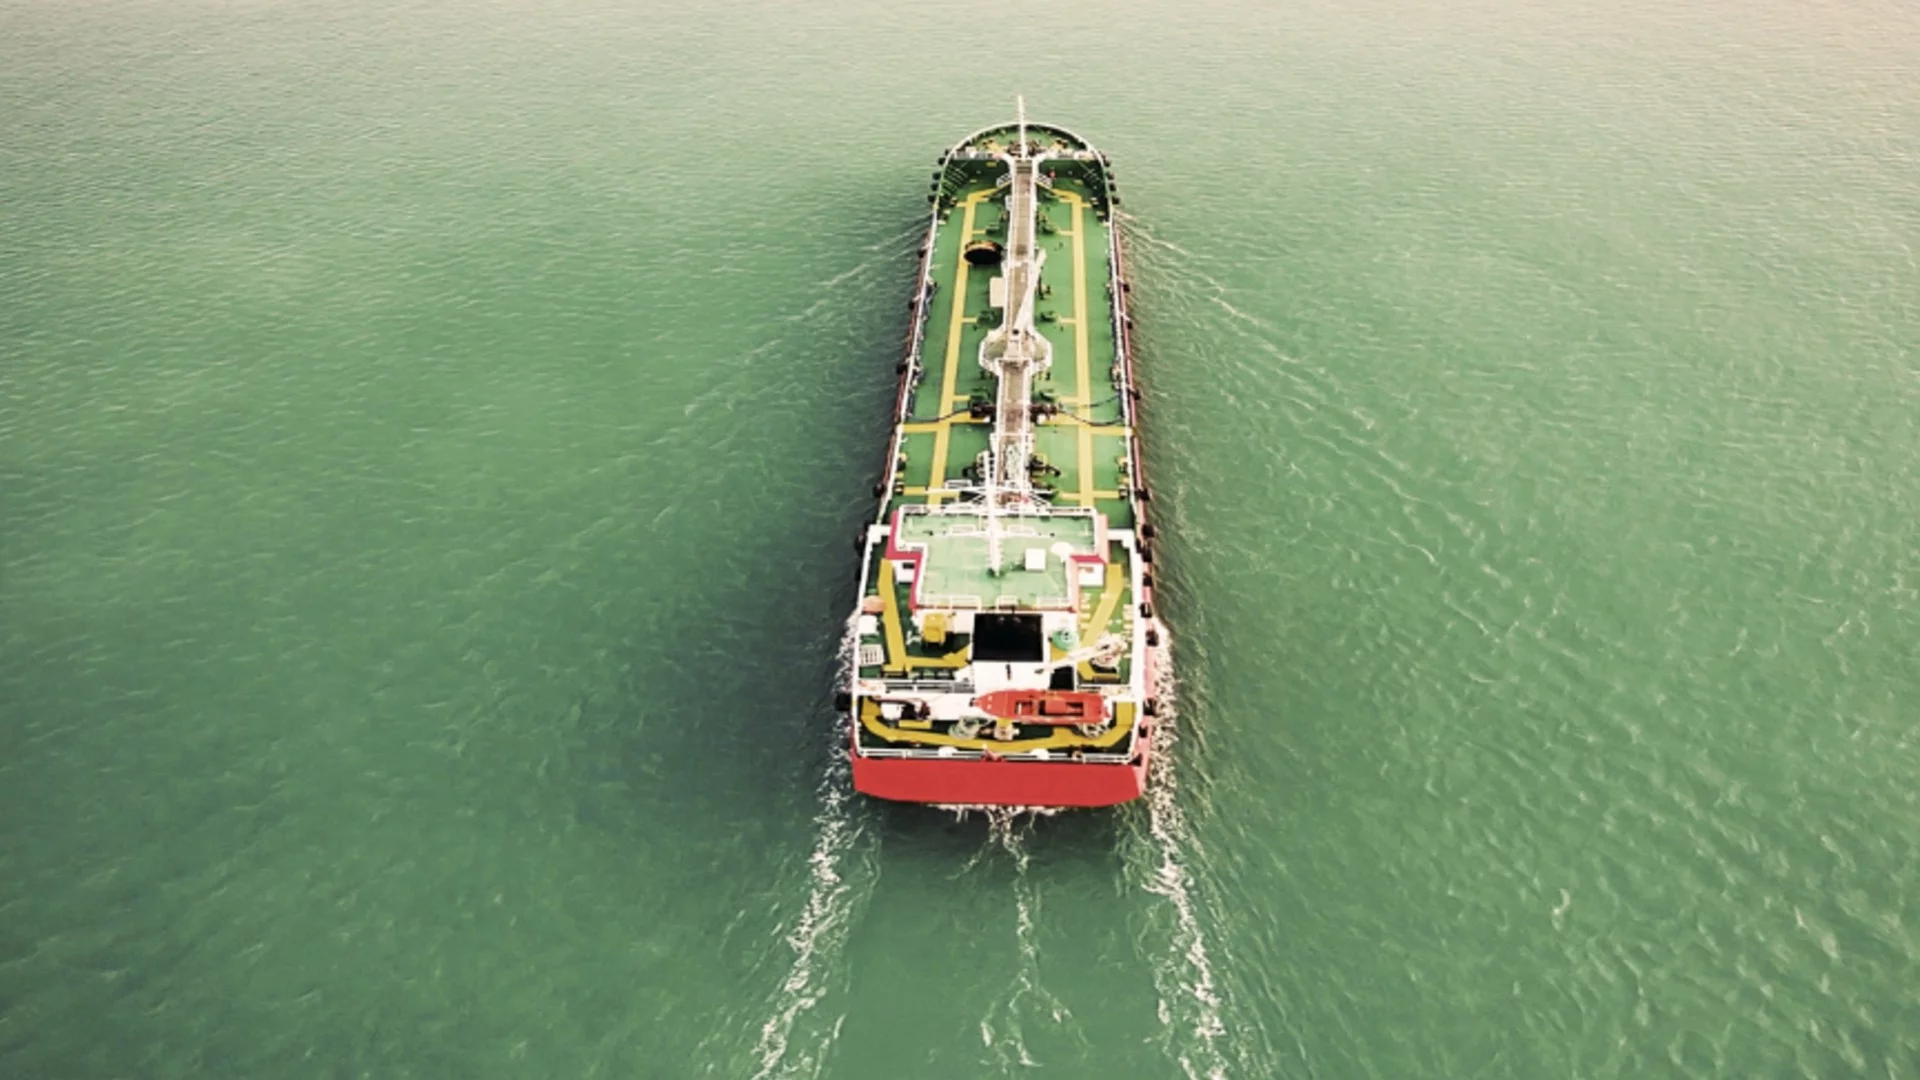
4;1;1918;1077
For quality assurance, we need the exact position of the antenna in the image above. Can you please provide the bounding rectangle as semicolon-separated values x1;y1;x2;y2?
1017;95;1026;151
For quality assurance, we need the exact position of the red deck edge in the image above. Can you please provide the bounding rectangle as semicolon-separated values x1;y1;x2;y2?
851;740;1151;808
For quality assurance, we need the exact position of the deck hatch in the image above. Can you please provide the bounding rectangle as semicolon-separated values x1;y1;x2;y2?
972;614;1044;662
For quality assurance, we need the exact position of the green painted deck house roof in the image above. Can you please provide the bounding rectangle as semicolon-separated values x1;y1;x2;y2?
893;507;1100;610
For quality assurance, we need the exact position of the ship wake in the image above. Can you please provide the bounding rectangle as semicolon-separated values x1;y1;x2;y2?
744;629;878;1080
1137;670;1235;1080
970;806;1080;1071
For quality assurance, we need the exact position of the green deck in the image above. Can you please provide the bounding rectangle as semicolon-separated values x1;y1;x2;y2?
859;123;1147;687
885;126;1136;533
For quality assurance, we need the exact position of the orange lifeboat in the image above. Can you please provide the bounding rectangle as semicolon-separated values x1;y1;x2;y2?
972;690;1107;725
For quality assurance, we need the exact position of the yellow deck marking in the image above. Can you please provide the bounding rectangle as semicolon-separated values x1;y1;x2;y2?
1075;560;1129;681
876;559;972;670
925;191;993;503
1058;191;1095;505
907;647;971;670
878;560;910;674
1080;560;1126;637
942;196;992;409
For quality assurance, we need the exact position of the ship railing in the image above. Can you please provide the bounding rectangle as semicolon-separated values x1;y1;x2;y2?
1099;224;1151;513
855;747;1137;765
901;501;1096;521
874;197;949;510
902;239;937;378
1106;225;1152;507
880;678;974;694
905;590;1074;612
915;592;985;610
1107;231;1131;398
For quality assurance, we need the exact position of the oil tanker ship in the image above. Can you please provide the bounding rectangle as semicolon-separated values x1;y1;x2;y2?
842;105;1166;808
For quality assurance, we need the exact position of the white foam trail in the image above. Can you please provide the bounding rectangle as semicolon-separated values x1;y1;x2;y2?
973;807;1069;1071
1140;670;1233;1080
746;629;874;1080
747;753;862;1079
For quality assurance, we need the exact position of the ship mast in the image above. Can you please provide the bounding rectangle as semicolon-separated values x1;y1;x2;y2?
978;96;1053;574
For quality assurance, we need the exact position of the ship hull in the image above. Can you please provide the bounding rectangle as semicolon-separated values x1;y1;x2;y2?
851;740;1150;808
844;117;1162;810
854;620;1168;808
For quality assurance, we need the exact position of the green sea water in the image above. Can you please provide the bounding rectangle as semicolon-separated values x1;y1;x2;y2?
4;1;1918;1077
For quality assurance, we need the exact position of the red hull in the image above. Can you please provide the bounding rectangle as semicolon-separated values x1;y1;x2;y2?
851;743;1150;808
